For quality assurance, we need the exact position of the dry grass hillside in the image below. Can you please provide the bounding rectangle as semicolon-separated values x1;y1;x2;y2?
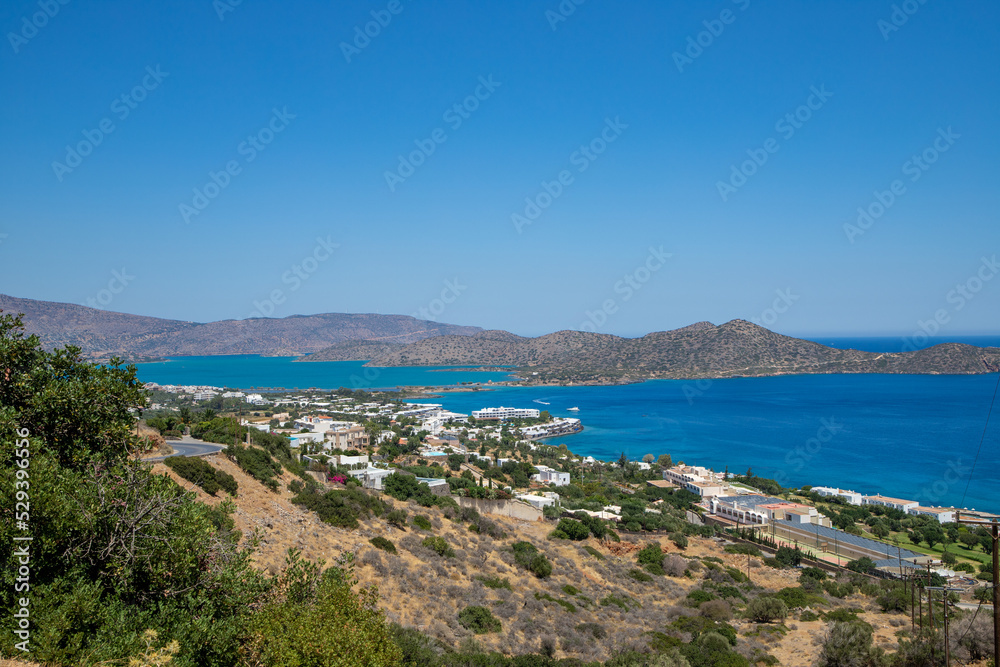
152;455;926;665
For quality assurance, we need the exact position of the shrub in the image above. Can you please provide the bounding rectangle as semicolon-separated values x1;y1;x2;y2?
164;455;238;496
876;585;908;613
800;610;821;622
226;443;283;491
663;554;688;577
628;569;653;582
421;536;455;558
556;518;590;540
457;606;501;634
846;557;876;575
412;514;432;531
775;545;803;567
746;597;788;623
775;587;815;609
600;594;633;610
687;589;717;605
292;486;388;529
512;541;552;578
670;532;688;549
385;509;407;529
575;622;606;639
583;545;605;560
637;543;665;574
562;584;579;596
700;599;733;621
817;621;878;667
476;576;511;591
724;544;762;557
287;479;303;494
370;536;397;554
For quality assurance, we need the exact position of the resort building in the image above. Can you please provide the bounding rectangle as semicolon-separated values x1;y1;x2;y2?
471;406;540;420
908;506;958;524
709;495;830;527
347;466;396;490
862;495;919;512
663;464;728;498
811;487;863;505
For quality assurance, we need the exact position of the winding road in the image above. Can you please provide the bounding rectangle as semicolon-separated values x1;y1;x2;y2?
147;435;226;461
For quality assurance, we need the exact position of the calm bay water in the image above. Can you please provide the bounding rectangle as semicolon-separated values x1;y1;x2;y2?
135;337;1000;513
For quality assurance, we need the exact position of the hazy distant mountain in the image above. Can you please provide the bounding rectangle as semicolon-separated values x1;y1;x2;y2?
0;294;482;360
358;319;1000;383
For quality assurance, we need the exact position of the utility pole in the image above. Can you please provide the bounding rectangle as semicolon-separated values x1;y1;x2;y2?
956;512;998;665
927;586;963;667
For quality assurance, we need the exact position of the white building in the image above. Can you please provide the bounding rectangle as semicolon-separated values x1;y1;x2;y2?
471;406;540;420
863;495;919;512
535;469;570;486
516;493;556;510
812;487;863;505
193;390;218;401
663;464;729;498
245;393;268;405
222;391;245;398
909;506;958;524
347;467;396;490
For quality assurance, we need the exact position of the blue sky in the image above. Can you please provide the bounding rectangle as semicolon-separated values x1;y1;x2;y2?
1;0;998;337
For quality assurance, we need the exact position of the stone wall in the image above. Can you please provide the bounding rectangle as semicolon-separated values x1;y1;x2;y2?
456;496;544;521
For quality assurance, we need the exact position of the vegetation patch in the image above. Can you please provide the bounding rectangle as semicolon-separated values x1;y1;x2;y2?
583;545;605;560
163;455;238;496
421;536;455;558
226;443;284;491
475;576;512;591
511;541;552;578
535;592;576;613
369;536;397;554
457;606;502;634
292;486;388;529
412;514;432;530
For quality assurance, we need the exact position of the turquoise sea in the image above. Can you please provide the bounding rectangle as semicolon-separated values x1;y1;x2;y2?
135;336;1000;513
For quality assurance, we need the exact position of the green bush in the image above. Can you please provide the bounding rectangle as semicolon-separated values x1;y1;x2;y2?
292;486;388;529
687;589;717;606
555;518;590;540
370;536;397;554
583;545;605;560
164;455;238;496
746;596;788;623
628;568;653;582
562;584;579;596
457;606;502;634
422;536;455;558
226;443;283;491
244;554;401;666
670;531;688;550
385;509;407;529
512;541;552;578
637;543;665;575
724;544;762;557
775;545;803;567
476;576;512;590
600;594;633;610
412;514;432;530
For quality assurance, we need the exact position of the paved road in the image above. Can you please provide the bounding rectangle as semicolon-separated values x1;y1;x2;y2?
147;435;226;461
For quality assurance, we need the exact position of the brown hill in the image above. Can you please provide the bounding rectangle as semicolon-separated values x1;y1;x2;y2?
0;294;482;361
363;319;1000;382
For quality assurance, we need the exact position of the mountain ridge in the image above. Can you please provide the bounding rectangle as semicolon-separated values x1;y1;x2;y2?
0;293;483;361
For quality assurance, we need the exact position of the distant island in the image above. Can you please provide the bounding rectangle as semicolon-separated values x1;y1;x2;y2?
4;293;998;384
300;320;1000;385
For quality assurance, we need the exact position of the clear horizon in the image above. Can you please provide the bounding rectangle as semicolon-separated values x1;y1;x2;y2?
2;1;998;338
